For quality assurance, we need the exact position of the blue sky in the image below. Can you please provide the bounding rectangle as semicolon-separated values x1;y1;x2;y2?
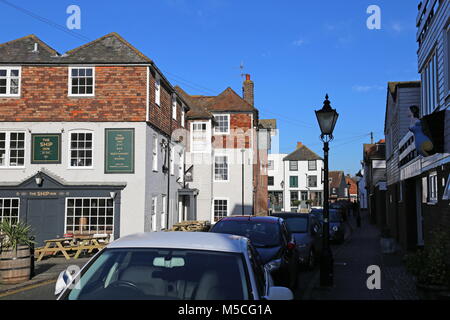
0;0;421;175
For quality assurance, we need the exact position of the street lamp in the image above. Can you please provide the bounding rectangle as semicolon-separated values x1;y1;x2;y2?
315;94;339;287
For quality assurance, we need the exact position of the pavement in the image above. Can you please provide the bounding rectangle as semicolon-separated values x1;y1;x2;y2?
0;256;90;300
299;210;419;300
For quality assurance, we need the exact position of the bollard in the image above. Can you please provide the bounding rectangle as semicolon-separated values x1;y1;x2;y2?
29;236;35;279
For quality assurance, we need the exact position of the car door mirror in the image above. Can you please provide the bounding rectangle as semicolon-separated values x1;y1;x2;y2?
264;286;294;300
54;269;73;296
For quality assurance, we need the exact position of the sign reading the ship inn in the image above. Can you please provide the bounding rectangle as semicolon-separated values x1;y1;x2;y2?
31;134;61;164
105;129;134;174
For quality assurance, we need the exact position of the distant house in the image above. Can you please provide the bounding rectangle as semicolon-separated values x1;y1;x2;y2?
345;175;358;203
268;142;324;213
362;140;387;226
328;171;348;202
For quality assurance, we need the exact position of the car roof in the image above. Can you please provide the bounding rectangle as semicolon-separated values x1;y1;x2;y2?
219;216;282;224
107;232;249;253
271;213;309;219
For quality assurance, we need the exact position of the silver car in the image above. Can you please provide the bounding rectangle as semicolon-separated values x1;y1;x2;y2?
55;232;293;300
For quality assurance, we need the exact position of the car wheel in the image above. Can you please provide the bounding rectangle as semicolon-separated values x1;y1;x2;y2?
308;249;316;269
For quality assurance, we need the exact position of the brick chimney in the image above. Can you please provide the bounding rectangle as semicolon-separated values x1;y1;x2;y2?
243;74;254;106
296;142;303;149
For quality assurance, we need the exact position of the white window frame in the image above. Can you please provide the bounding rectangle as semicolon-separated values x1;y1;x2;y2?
214;154;229;182
0;198;20;223
212;198;229;223
421;51;438;116
170;147;175;175
155;75;161;106
152;134;158;172
161;195;167;230
178;150;184;183
308;175;318;188
68;130;94;169
213;114;230;135
68;66;95;97
429;172;438;203
64;197;114;235
0;66;21;97
151;196;158;231
289;161;298;171
172;95;177;120
268;160;274;171
181;107;185;127
308;160;317;171
191;121;210;153
0;131;26;168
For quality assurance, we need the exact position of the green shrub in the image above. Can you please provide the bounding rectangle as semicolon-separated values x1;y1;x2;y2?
0;220;35;251
405;230;450;287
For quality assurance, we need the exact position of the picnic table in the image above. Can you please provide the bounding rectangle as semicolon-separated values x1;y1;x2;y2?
35;235;110;261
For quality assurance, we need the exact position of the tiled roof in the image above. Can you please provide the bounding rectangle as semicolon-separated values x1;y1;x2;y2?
329;171;344;189
363;142;386;160
259;119;277;129
175;86;257;118
0;33;152;64
174;86;213;119
283;144;323;161
345;176;358;194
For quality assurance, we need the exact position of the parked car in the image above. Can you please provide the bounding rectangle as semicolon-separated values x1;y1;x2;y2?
210;216;299;290
271;213;322;269
310;208;345;243
55;232;293;300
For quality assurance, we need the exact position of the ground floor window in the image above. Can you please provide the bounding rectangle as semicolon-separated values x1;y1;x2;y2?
213;199;228;222
429;172;438;202
65;198;114;234
0;198;19;224
152;196;157;231
161;195;167;230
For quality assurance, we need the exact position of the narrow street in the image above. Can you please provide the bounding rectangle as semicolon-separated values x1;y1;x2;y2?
298;211;418;300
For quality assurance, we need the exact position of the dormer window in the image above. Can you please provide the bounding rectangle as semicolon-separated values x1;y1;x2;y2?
69;67;94;96
0;67;21;97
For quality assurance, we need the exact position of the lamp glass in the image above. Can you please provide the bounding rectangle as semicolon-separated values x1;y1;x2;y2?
315;109;339;136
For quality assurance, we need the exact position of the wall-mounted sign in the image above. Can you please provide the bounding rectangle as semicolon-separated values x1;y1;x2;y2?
31;134;61;164
105;129;135;174
372;160;386;169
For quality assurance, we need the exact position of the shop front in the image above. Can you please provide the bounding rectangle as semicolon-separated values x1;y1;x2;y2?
0;169;125;246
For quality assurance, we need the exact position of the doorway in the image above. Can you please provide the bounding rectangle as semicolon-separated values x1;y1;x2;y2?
26;198;61;246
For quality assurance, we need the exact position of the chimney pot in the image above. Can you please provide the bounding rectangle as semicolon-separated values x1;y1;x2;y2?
296;142;303;149
246;74;251;81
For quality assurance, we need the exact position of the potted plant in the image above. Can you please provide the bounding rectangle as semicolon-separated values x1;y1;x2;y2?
380;227;396;254
405;230;450;300
0;220;35;284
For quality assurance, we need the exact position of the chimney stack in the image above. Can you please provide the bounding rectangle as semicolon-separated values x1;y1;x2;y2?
296;142;303;149
243;74;254;106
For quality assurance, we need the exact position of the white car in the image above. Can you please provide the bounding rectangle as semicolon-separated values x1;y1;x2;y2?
55;232;293;300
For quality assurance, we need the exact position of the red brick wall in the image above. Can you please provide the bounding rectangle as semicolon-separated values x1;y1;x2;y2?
212;113;252;149
0;66;147;122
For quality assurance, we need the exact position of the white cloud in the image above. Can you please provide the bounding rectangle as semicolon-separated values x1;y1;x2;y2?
352;85;384;92
292;39;306;46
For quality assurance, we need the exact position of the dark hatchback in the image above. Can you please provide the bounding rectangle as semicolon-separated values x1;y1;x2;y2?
310;209;345;243
271;213;322;269
210;216;299;289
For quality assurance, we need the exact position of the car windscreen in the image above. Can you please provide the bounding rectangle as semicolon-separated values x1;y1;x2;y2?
283;217;308;233
212;220;281;248
63;248;249;300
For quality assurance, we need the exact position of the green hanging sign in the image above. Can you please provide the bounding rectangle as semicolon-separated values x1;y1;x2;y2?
31;134;61;164
105;128;135;174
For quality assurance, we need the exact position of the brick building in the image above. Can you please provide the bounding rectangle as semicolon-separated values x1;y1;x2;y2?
0;33;189;244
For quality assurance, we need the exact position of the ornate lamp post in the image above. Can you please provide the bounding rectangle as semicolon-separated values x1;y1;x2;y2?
315;94;339;287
